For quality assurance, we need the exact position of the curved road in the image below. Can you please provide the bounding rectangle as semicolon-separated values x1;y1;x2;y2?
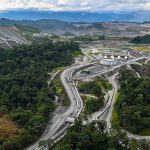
86;68;150;141
26;65;84;150
26;56;150;150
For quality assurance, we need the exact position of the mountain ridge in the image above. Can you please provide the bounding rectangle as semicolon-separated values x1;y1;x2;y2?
0;10;150;22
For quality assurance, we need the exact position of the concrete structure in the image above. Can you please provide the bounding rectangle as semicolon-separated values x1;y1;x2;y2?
33;32;50;37
102;51;128;58
66;117;75;123
100;58;118;66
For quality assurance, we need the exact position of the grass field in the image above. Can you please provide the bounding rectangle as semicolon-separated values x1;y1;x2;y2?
111;92;120;127
138;128;150;136
132;46;150;51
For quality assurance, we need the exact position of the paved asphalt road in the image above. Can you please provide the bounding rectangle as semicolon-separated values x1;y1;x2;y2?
26;56;150;150
87;73;118;125
26;65;84;150
97;72;150;141
77;57;148;80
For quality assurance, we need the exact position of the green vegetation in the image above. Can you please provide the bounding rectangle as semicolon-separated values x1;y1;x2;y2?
130;34;150;44
62;32;75;36
51;73;70;107
97;77;112;91
48;66;64;75
78;77;105;114
131;63;150;78
53;119;147;150
132;46;150;51
116;70;150;134
83;96;104;114
138;128;150;136
15;24;40;33
0;38;80;149
78;80;102;96
78;77;112;114
111;92;120;127
14;24;41;41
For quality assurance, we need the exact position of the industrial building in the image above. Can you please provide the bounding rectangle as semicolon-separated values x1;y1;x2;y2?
100;58;118;66
101;51;129;58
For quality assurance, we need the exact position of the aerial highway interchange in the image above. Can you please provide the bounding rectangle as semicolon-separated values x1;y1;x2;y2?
26;55;150;150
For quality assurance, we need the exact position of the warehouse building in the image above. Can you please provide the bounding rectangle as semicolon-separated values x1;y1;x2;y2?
100;58;118;66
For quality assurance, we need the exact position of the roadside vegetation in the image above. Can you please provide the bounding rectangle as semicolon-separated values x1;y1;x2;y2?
50;72;70;107
53;119;149;150
78;77;111;114
0;38;81;149
111;92;120;127
83;96;104;114
131;63;150;78
115;69;150;134
97;77;112;91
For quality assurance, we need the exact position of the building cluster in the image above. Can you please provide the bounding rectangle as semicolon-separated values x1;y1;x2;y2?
100;50;129;66
100;58;118;66
33;32;50;37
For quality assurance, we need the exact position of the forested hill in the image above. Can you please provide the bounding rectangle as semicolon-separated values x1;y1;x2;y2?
53;119;149;150
116;69;150;134
0;38;81;150
130;35;150;44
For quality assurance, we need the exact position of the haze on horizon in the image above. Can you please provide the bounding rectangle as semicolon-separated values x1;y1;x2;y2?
0;0;150;22
0;0;150;12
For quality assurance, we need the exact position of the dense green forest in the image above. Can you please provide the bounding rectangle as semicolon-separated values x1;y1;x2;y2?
130;35;150;44
116;70;150;134
78;77;105;114
0;38;80;150
53;119;150;150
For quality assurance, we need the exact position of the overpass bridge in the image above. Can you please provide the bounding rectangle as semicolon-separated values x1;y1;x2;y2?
75;57;148;80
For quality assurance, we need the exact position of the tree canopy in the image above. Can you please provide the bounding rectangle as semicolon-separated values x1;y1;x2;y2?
130;35;150;44
116;69;150;134
0;38;81;149
53;119;147;150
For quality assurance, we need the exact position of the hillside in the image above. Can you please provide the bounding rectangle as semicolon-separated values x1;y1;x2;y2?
115;69;150;134
0;38;81;149
14;24;40;34
0;25;29;48
131;62;150;78
0;18;104;35
1;18;150;37
130;35;150;44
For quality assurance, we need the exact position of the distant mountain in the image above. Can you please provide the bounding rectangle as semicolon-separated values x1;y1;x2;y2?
0;18;105;35
0;18;76;32
0;10;150;22
0;18;149;37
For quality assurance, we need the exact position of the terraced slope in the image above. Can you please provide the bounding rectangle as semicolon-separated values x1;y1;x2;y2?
0;26;29;48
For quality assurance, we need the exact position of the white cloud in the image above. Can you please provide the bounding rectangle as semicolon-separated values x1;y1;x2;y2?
0;0;150;12
143;2;150;10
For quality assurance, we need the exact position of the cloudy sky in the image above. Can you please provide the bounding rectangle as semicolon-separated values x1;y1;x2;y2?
0;0;150;12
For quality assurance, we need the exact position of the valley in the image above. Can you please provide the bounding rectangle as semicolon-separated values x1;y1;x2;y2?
0;18;150;150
